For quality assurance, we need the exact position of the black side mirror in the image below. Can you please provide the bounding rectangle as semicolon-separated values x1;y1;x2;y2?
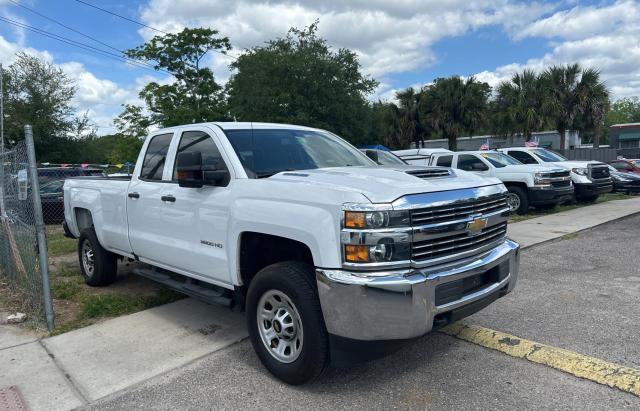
472;163;489;171
176;152;204;188
364;150;380;164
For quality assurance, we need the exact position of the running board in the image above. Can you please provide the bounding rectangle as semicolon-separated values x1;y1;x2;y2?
134;267;233;307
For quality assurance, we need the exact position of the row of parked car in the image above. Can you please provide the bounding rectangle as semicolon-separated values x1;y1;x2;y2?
361;147;640;214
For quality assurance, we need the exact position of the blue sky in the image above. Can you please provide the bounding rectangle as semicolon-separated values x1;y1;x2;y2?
1;0;639;133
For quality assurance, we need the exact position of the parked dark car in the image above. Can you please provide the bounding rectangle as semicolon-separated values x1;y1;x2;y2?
609;159;640;175
360;149;408;165
40;179;66;224
608;165;640;194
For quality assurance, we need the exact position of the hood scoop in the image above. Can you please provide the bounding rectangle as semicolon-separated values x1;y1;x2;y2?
405;168;453;179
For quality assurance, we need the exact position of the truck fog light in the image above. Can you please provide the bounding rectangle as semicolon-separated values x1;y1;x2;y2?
344;245;370;262
369;244;393;262
366;211;389;228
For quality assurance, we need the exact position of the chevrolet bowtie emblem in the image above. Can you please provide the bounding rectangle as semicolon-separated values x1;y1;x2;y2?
467;217;488;235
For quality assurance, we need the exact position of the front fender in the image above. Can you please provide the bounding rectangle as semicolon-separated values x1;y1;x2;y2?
228;198;342;284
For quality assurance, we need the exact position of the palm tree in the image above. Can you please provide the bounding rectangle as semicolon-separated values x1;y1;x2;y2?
495;70;545;143
421;76;490;151
395;87;427;147
575;68;609;148
541;64;582;149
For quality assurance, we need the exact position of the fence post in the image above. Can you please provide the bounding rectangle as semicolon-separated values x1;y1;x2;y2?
24;125;55;331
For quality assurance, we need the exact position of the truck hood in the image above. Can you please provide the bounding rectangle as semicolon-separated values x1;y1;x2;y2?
545;160;605;169
494;164;566;174
268;166;502;203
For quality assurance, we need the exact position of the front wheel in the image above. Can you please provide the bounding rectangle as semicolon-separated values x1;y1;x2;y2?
506;186;529;215
246;261;329;385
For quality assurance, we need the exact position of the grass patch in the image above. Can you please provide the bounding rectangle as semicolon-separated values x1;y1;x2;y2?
46;225;77;257
509;193;633;223
79;289;182;319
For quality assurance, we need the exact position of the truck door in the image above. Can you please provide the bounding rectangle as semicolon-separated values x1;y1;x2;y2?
127;132;177;263
455;154;491;176
154;128;233;285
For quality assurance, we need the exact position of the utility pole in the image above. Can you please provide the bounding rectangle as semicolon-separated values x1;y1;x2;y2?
0;63;6;218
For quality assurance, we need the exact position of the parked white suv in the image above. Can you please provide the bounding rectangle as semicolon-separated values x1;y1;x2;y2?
63;122;520;384
497;147;613;202
428;151;573;214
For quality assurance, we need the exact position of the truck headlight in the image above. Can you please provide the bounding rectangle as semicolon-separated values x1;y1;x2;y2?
571;168;588;176
344;210;409;229
534;173;552;185
344;242;411;263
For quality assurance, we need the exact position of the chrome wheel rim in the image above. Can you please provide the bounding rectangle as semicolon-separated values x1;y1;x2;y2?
81;239;95;276
257;289;304;363
506;193;521;212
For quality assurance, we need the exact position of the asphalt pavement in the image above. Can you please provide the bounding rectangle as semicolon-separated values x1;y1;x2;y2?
84;215;640;410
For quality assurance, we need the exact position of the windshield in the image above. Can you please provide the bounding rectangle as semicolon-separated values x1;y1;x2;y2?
480;152;522;168
373;150;407;165
530;149;567;162
225;128;374;177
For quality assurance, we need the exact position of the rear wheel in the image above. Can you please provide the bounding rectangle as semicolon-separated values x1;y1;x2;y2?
246;261;329;385
506;186;529;215
78;227;118;286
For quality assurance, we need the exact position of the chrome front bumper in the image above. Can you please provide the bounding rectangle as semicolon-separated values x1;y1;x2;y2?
316;239;520;341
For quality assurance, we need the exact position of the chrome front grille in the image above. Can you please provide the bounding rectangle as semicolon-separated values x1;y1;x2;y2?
410;194;508;226
589;165;610;180
405;168;452;179
412;222;508;262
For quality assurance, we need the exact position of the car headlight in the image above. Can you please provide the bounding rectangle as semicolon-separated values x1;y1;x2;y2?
342;205;411;266
571;168;588;176
534;173;552;185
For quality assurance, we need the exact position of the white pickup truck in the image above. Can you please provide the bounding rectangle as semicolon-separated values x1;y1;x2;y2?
63;122;520;384
427;151;574;214
497;147;613;202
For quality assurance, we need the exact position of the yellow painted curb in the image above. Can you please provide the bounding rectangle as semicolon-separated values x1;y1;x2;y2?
442;322;640;398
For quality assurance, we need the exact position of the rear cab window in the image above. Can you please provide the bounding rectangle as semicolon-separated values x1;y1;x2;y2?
436;155;453;167
139;133;173;180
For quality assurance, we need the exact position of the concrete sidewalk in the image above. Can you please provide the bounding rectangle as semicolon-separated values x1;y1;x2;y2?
2;197;640;410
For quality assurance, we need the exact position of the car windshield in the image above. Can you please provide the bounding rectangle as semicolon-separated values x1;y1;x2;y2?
530;149;567;162
480;152;522;168
374;150;406;165
224;128;375;177
40;180;64;194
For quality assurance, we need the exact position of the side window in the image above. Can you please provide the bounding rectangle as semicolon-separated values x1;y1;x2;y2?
508;151;537;164
436;155;453;167
173;131;229;185
457;155;488;171
140;133;173;180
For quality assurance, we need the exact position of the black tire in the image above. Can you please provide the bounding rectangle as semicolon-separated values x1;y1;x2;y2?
78;227;118;286
246;261;329;385
506;186;529;215
576;195;598;203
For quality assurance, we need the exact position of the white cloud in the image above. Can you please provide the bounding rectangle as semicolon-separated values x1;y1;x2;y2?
474;1;640;99
138;0;554;78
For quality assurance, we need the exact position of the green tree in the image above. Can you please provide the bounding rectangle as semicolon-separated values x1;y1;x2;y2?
116;27;231;132
605;97;640;126
3;52;92;160
226;22;378;144
495;70;545;143
541;64;582;149
575;68;609;147
420;76;490;151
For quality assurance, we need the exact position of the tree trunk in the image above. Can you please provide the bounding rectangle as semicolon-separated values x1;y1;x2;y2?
448;134;457;151
559;127;566;149
593;125;601;149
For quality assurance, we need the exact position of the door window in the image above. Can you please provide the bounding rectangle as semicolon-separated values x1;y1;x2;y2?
436;155;453;167
173;131;229;186
140;133;173;180
507;150;538;164
457;155;488;171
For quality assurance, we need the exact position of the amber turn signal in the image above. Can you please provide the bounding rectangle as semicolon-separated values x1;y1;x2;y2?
344;244;370;263
344;211;366;228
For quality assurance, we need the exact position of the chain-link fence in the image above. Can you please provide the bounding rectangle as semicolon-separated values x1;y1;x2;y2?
1;126;54;329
